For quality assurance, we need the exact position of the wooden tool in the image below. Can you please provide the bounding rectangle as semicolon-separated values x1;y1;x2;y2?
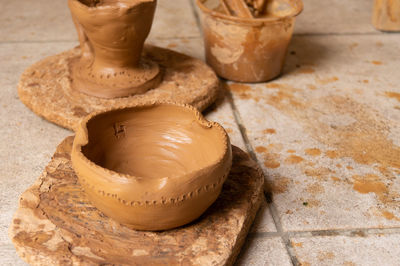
221;0;254;18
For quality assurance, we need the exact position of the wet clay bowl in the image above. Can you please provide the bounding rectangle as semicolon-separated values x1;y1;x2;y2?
196;0;303;82
71;102;232;231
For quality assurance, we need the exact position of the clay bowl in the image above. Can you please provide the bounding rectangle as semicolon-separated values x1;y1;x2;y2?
71;102;232;231
196;0;303;82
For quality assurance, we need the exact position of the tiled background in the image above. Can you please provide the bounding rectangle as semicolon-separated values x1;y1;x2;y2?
1;0;400;265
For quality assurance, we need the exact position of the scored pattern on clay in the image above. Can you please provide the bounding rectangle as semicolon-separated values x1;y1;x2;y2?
76;169;230;206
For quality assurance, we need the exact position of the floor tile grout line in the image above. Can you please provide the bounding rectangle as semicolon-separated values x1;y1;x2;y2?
0;36;203;45
293;31;400;37
249;226;400;239
189;0;203;36
0;40;79;44
225;89;299;266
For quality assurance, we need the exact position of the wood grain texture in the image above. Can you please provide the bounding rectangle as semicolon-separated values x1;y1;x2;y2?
9;137;264;265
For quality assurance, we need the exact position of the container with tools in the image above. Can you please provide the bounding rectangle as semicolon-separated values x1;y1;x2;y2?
197;0;303;82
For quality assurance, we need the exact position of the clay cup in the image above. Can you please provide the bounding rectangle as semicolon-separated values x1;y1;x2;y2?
196;0;303;82
68;0;162;98
71;102;232;231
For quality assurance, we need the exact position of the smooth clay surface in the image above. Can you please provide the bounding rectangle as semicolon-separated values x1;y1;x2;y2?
72;103;232;230
68;0;162;98
197;0;302;82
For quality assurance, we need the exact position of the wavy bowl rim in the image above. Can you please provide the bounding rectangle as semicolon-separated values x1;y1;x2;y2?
72;101;231;186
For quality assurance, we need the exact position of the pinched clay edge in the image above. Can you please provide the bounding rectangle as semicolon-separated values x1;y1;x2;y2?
77;170;230;206
72;101;232;206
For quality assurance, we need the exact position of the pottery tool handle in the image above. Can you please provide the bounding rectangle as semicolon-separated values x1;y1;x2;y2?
221;0;254;18
253;0;267;16
244;0;267;16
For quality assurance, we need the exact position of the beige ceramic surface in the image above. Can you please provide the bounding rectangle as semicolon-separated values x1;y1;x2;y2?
2;0;400;265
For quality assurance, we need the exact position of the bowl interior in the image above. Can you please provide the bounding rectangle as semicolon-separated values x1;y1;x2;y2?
82;105;226;179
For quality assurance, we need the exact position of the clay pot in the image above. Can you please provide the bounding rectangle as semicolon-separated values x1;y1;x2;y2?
71;102;232;231
372;0;400;32
196;0;303;82
68;0;162;98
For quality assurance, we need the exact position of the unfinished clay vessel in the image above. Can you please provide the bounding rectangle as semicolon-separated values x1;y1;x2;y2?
372;0;400;32
68;0;162;98
71;102;232;231
197;0;303;82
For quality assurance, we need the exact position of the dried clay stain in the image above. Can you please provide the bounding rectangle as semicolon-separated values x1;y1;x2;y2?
255;146;281;169
266;176;290;194
306;182;325;195
285;155;304;164
352;174;399;209
371;60;383;65
296;67;315;74
318;251;335;260
228;83;252;100
380;210;400;221
317;76;339;85
385;91;400;103
305;148;321;156
234;79;399;211
263;128;276;134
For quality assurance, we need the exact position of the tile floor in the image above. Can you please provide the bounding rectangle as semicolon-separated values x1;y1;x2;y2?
0;0;399;265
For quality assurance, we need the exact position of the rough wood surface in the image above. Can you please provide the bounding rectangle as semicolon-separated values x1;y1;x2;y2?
372;0;400;31
9;137;264;266
18;45;220;131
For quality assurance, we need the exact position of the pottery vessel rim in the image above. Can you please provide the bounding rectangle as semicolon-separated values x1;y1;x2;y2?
73;101;231;184
196;0;303;25
70;0;155;11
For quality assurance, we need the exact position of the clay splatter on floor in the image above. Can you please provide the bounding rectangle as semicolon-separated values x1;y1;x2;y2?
353;174;387;196
228;83;252;100
304;167;336;181
285;155;304;164
325;150;339;159
297;67;315;74
265;176;290;194
305;148;321;156
380;210;400;221
291;241;303;248
263;128;276;134
317;76;339;85
306;182;325;195
255;146;281;169
385;91;400;103
232;79;400;219
317;251;335;260
352;174;399;208
264;160;281;169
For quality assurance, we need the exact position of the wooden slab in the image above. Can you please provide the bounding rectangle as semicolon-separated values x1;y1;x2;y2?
9;137;264;265
18;45;220;131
